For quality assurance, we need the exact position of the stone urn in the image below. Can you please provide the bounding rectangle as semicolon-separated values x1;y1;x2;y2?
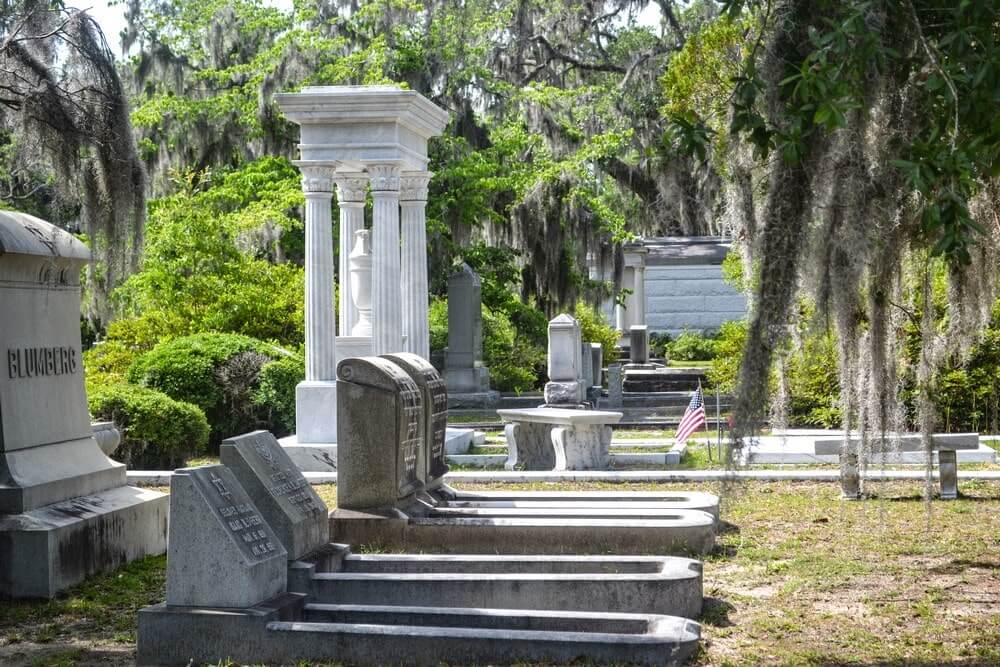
349;229;372;336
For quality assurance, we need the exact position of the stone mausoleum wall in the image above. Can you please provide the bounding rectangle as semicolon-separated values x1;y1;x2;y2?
643;237;746;336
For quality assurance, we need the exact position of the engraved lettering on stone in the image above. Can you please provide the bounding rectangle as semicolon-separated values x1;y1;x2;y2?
6;346;78;379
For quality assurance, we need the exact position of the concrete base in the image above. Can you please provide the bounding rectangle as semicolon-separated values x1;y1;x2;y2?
294;380;337;444
137;593;698;667
446;391;500;409
278;434;338;472
443;490;720;519
444;427;473;455
0;485;168;598
741;433;997;465
330;508;715;555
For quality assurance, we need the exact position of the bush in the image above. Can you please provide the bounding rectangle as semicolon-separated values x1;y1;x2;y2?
935;323;1000;433
252;354;305;436
573;302;619;363
126;333;284;447
89;383;209;469
667;331;718;362
707;320;747;392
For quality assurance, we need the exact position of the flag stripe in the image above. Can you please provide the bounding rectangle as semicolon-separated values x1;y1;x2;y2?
674;386;706;444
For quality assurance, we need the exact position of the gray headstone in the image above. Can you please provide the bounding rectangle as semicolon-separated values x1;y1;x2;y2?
220;431;329;560
165;466;286;608
544;314;584;405
337;356;423;513
0;212;167;599
590;344;603;388
0;212;124;514
381;353;450;489
580;341;594;389
630;325;649;364
444;264;491;393
608;363;624;407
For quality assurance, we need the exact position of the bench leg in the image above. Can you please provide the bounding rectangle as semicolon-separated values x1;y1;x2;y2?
938;450;958;500
549;427;569;471
504;423;519;470
840;453;861;500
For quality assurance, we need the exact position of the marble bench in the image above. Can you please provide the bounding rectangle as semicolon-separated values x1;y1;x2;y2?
814;433;979;500
497;408;623;471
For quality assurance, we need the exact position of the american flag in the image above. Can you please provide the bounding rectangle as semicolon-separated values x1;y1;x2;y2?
675;385;706;445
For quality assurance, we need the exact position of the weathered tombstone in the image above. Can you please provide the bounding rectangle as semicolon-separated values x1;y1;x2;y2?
607;363;624;407
381;353;450;493
220;431;329;560
165;465;287;608
590;343;603;388
337;356;423;513
544;314;585;406
0;212;167;598
444;264;493;396
629;325;650;365
580;341;594;389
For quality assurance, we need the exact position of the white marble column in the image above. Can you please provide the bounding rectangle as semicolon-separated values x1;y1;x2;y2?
400;171;432;359
294;162;339;443
368;163;403;354
334;173;368;336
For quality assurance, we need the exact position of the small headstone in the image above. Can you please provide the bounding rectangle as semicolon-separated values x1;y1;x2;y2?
166;465;286;608
590;343;603;388
337;356;423;512
382;353;450;489
220;431;329;560
444;264;492;394
629;325;649;365
544;314;584;405
580;341;594;389
608;363;624;407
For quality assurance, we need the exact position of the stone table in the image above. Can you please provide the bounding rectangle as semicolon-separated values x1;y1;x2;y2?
498;407;624;471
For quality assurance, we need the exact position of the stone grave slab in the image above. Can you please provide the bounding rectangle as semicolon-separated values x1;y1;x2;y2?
166;465;287;608
337;356;423;512
221;431;329;560
382;353;450;490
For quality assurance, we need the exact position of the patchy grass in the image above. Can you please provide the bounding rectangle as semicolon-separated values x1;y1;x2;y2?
3;480;997;666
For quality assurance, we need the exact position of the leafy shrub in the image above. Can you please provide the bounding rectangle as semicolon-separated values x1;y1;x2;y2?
89;383;209;469
126;333;284;447
786;330;841;428
573;302;619;363
707;320;747;392
252;354;305;436
935;322;1000;433
667;330;718;362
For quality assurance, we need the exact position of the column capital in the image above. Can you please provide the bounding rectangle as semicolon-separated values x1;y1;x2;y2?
368;163;401;192
400;171;432;202
294;161;338;194
334;172;368;204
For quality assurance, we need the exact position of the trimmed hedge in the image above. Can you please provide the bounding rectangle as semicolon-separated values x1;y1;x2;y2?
126;332;286;448
89;383;209;469
252;354;305;436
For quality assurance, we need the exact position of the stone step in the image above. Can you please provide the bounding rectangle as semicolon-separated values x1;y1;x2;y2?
284;605;700;666
445;490;720;519
311;554;704;618
446;451;684;467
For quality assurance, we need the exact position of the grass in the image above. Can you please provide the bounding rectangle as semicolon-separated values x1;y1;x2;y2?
4;480;997;666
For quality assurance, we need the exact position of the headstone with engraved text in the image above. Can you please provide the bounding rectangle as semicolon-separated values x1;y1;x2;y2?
165;465;287;608
220;431;329;560
337;356;423;513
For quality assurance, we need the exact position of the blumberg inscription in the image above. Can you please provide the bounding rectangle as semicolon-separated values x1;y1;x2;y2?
7;346;78;379
204;470;277;560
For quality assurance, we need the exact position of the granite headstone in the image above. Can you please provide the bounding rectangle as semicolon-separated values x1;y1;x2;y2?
220;431;329;560
337;356;423;513
381;353;450;490
166;465;287;608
